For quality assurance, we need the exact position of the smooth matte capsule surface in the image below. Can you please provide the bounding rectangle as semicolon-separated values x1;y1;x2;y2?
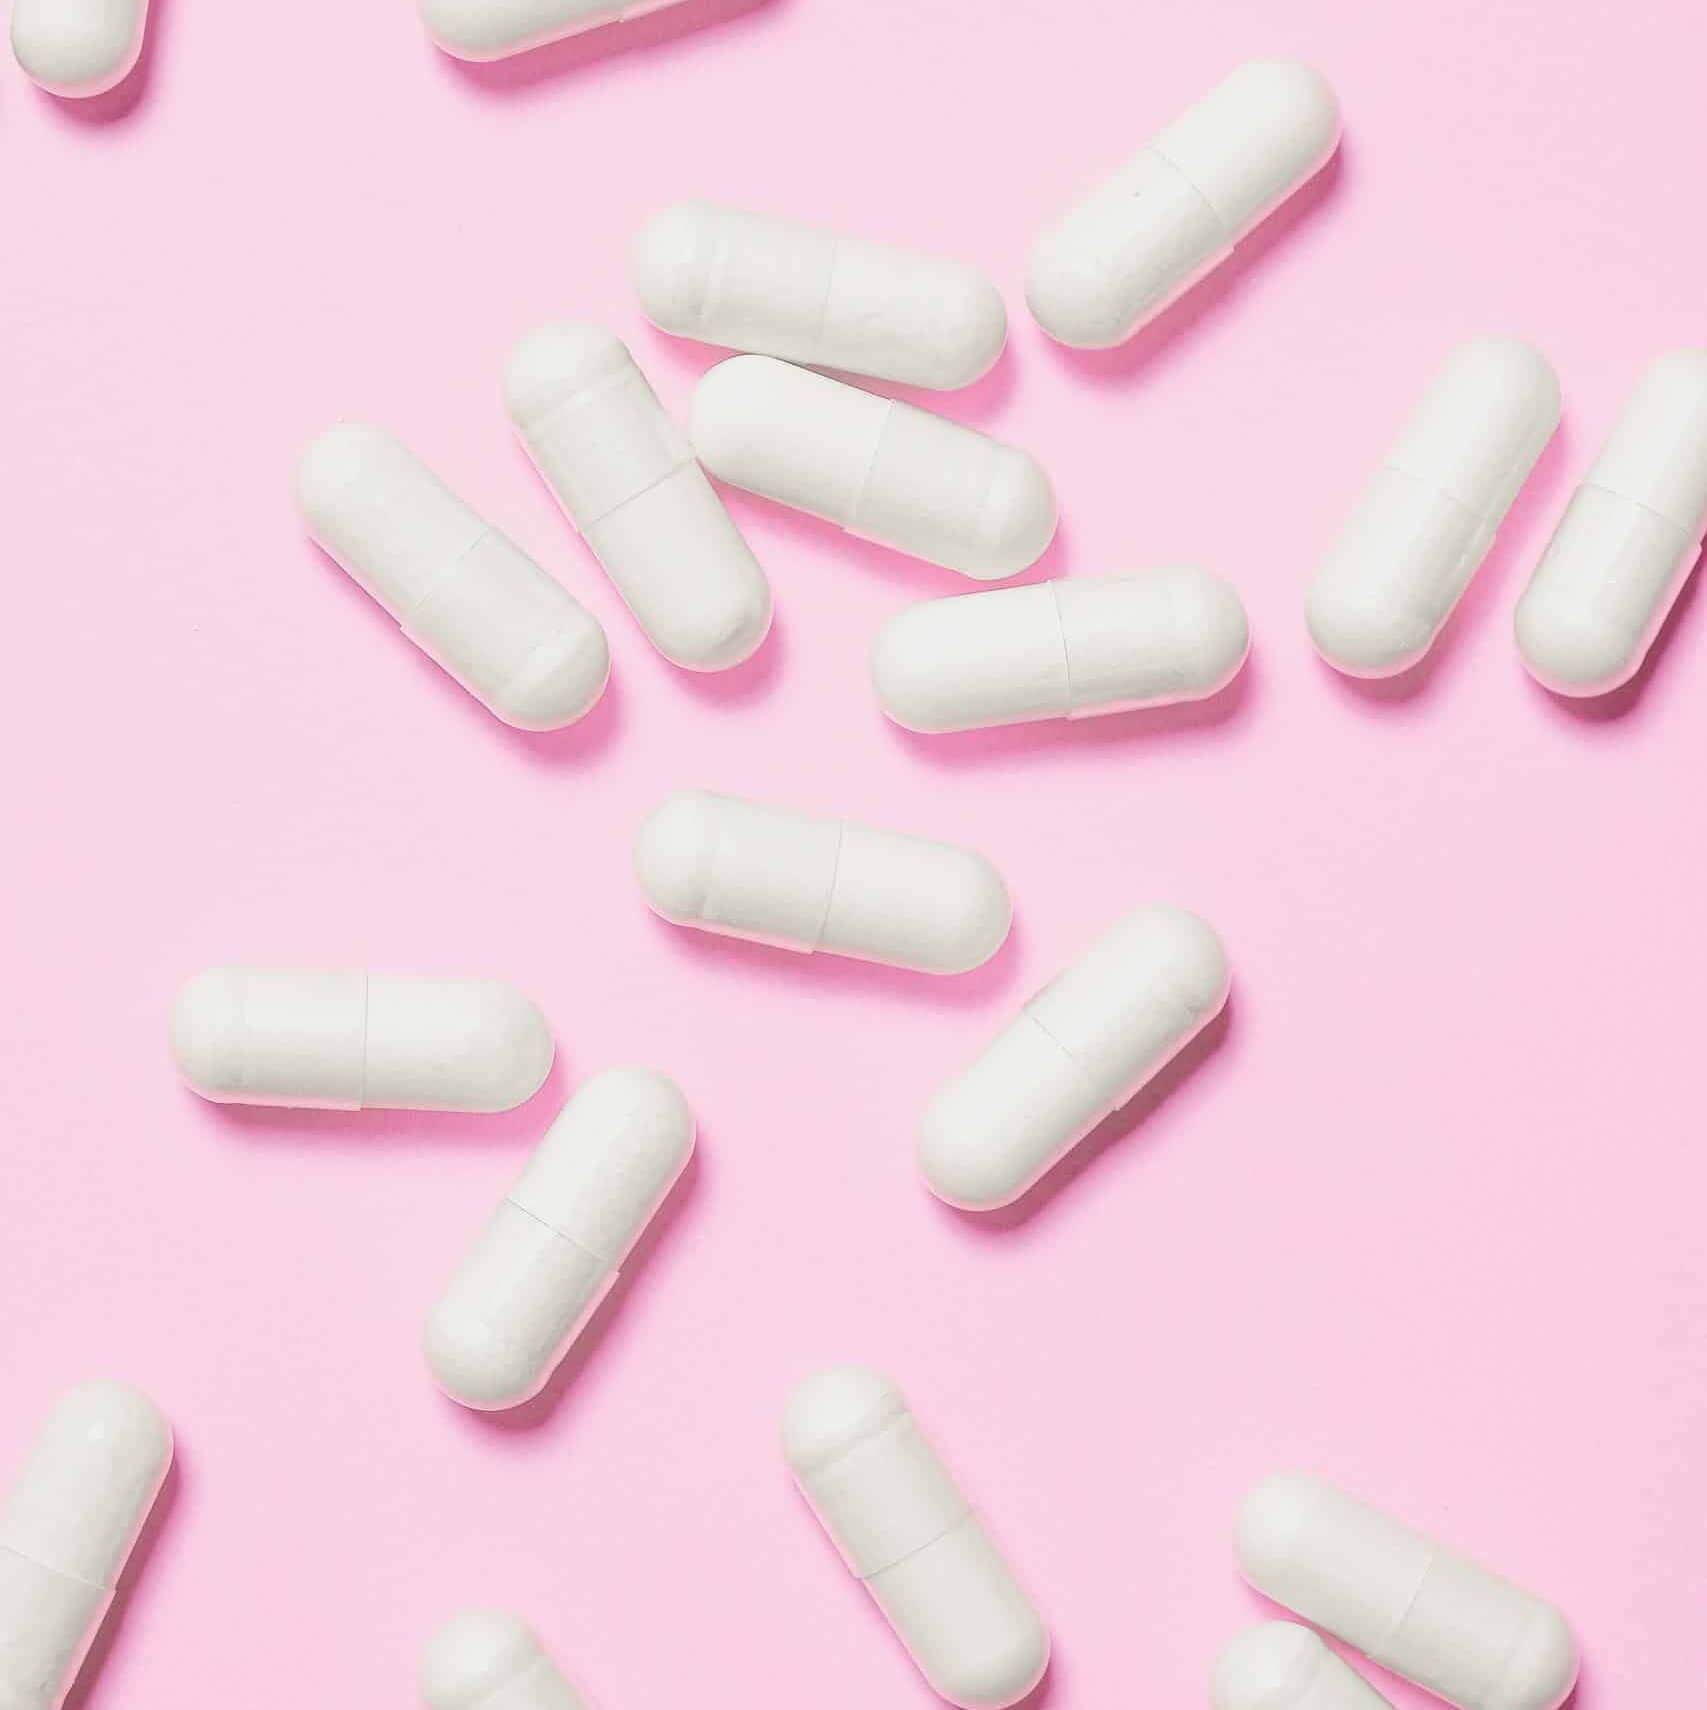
507;325;772;671
420;1610;588;1710
784;1368;1049;1709
420;0;686;61
1309;340;1561;676
691;356;1058;580
172;969;554;1113
1515;348;1707;695
1239;1475;1578;1710
298;424;609;730
920;905;1229;1209
0;1384;171;1710
426;1069;694;1410
635;790;1012;975
873;569;1249;733
1215;1624;1395;1710
1027;60;1341;350
635;203;1008;390
12;0;148;95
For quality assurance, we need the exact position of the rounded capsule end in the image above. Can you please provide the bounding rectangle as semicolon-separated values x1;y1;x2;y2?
489;620;611;733
688;354;781;476
932;1619;1051;1710
1213;1623;1330;1710
782;1365;904;1474
423;1305;550;1413
420;1610;545;1709
171;968;245;1101
1514;592;1643;699
633;791;718;926
1236;1473;1327;1592
632;202;714;336
970;449;1058;581
454;985;555;1113
1024;239;1138;353
12;1;145;96
1486;1603;1579;1710
919;272;1010;391
296;422;396;532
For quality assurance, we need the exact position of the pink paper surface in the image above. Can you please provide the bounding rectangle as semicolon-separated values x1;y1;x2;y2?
2;1;1702;1703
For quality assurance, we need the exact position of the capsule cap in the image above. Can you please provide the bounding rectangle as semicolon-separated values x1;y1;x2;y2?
505;324;635;431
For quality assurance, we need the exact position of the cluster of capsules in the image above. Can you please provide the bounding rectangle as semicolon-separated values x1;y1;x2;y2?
20;21;1702;1710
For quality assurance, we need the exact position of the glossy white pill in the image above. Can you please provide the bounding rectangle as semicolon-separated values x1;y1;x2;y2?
635;203;1007;390
691;356;1057;580
1027;60;1341;350
12;0;148;95
635;790;1011;975
1239;1475;1578;1710
785;1368;1049;1710
0;1384;171;1710
421;1610;588;1710
420;0;686;61
873;569;1249;733
298;424;609;730
1515;348;1707;695
426;1069;694;1410
920;905;1229;1210
507;325;772;671
172;969;553;1113
1308;340;1560;677
1215;1624;1394;1710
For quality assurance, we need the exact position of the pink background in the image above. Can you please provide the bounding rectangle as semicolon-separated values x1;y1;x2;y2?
3;0;1703;1703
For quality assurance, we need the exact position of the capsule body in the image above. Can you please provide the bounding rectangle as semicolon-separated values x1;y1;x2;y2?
1307;341;1560;676
920;906;1229;1209
298;424;609;730
420;0;686;61
873;569;1249;733
1027;60;1341;350
1238;1475;1578;1710
635;203;1007;390
1215;1624;1394;1710
0;1384;172;1710
426;1069;694;1410
172;969;554;1113
420;1611;588;1710
784;1368;1049;1709
635;790;1012;975
507;325;771;671
1515;349;1707;695
11;0;148;95
691;356;1057;580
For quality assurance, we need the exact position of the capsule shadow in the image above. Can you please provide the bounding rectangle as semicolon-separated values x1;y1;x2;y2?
35;0;171;125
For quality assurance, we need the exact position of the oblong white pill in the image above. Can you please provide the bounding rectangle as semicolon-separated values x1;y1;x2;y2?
691;356;1058;580
1215;1624;1395;1710
298;424;609;730
425;1068;695;1410
420;1610;589;1710
1307;340;1561;677
1027;60;1341;350
872;569;1249;733
506;325;772;671
420;0;685;62
1515;348;1707;695
1238;1474;1579;1710
172;969;554;1113
11;0;148;96
635;790;1012;975
920;905;1229;1210
635;203;1007;390
784;1367;1049;1710
0;1383;171;1710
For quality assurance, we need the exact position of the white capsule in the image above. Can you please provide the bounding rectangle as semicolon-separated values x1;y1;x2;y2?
1027;60;1341;350
634;203;1008;391
1308;340;1562;677
635;790;1012;975
920;906;1229;1210
1215;1624;1395;1710
420;1610;589;1710
425;1069;694;1411
1515;348;1707;695
11;0;148;96
690;356;1058;580
1238;1475;1579;1710
506;325;772;672
420;0;686;62
784;1368;1049;1710
0;1383;171;1710
872;569;1249;734
172;969;554;1113
297;424;609;731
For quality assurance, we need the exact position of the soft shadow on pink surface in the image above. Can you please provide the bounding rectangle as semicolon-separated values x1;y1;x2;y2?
434;0;783;93
62;1457;181;1710
36;0;171;125
673;606;788;706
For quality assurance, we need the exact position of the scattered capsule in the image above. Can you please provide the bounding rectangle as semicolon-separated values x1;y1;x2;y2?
12;0;148;96
420;0;688;61
1215;1624;1396;1710
420;1610;589;1710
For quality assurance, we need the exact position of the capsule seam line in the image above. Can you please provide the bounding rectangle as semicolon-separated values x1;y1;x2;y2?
356;974;370;1111
503;1194;612;1269
854;1507;972;1582
1147;144;1231;241
1369;1545;1436;1669
843;398;897;533
0;1542;112;1596
808;820;848;954
1046;582;1077;714
535;372;694;532
1022;1008;1104;1105
1580;478;1697;550
809;238;842;350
